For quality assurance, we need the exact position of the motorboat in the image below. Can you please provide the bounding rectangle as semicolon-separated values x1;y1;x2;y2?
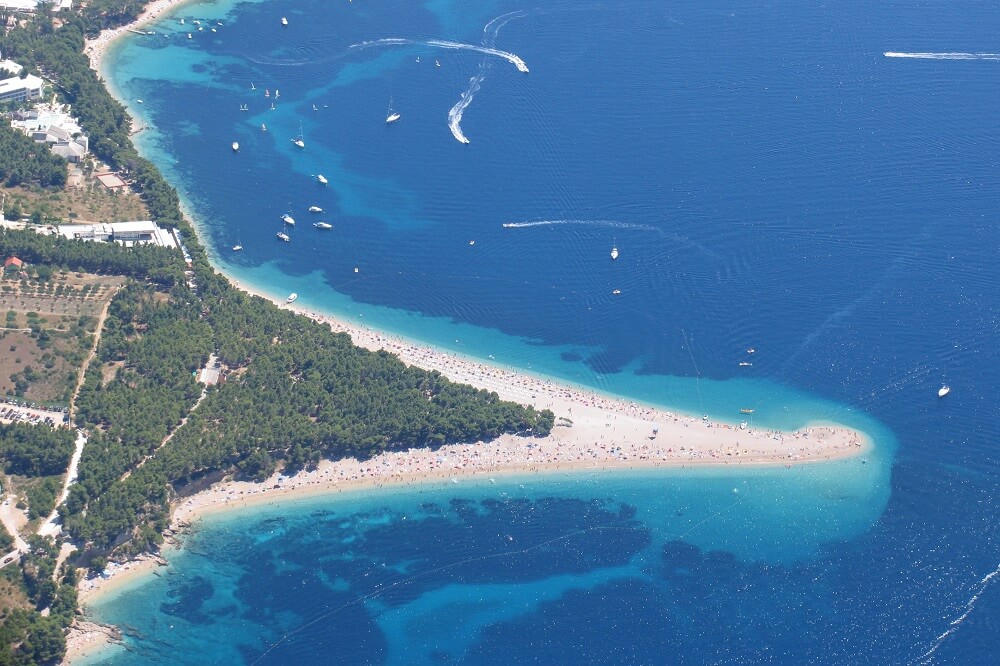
292;137;305;148
738;361;752;367
281;17;288;26
261;123;267;132
740;408;754;414
612;289;621;295
276;231;290;242
281;213;295;226
611;246;619;260
739;421;748;430
313;222;332;230
938;385;950;398
317;174;328;185
231;141;239;151
286;293;297;303
232;244;243;251
187;33;192;39
308;206;323;213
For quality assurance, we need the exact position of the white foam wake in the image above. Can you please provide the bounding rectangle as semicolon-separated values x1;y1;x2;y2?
483;10;530;46
502;220;660;233
448;71;482;144
350;38;529;72
917;563;1000;663
448;10;531;144
884;51;1000;60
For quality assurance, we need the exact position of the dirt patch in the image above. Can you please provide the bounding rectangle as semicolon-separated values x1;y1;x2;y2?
1;177;149;225
0;271;122;405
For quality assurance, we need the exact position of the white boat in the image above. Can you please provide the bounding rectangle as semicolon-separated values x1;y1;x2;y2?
612;289;621;295
276;231;290;242
232;244;243;251
286;292;297;303
386;96;401;123
938;385;950;398
738;361;752;367
261;123;267;132
232;141;239;151
610;246;619;261
251;82;256;90
292;138;305;148
313;222;332;230
317;174;328;185
275;89;280;98
281;213;295;226
179;18;185;24
281;17;288;26
136;99;144;104
187;33;192;39
308;206;323;213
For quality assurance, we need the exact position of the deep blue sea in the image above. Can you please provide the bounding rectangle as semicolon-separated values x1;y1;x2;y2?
84;0;999;662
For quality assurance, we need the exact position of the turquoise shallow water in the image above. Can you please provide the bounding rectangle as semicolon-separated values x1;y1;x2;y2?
86;0;1000;661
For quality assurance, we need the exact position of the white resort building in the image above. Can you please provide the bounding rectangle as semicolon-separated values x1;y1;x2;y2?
0;61;44;104
10;101;89;163
55;221;179;250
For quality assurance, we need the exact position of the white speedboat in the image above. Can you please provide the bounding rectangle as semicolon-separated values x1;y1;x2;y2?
313;222;332;230
738;361;752;367
281;17;288;26
232;244;243;251
612;289;621;295
938;385;950;398
261;123;267;132
611;246;619;261
232;141;239;151
286;292;297;303
317;174;328;185
308;206;323;213
276;231;290;242
292;137;305;148
281;213;295;226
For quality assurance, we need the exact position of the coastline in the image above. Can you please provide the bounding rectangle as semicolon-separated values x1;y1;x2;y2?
69;7;873;662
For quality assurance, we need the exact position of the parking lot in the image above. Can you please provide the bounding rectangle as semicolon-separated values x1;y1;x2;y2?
0;400;68;427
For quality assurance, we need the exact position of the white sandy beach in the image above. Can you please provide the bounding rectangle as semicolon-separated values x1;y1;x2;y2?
67;6;871;661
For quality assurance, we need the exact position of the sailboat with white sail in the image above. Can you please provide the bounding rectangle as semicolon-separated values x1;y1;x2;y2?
386;96;401;124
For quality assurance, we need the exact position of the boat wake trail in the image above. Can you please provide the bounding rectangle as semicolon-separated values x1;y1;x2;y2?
502;219;661;233
448;10;531;144
884;51;1000;60
502;219;724;261
917;563;1000;663
448;69;484;144
350;38;529;72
